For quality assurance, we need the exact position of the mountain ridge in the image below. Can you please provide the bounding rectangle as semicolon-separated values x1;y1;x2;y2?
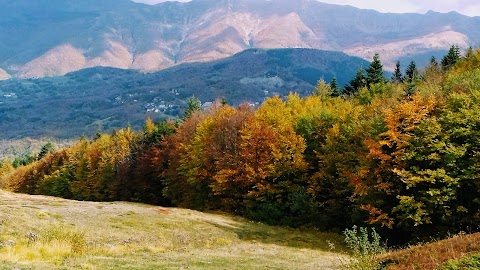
0;0;476;79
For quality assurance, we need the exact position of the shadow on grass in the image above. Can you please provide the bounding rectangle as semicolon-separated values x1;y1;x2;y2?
204;218;347;252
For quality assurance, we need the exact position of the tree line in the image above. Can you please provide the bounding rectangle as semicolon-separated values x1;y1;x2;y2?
1;45;478;244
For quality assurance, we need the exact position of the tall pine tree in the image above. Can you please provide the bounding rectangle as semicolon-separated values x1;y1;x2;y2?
344;69;366;96
366;53;385;87
441;45;461;70
391;61;403;83
183;96;201;120
405;60;418;83
330;77;341;97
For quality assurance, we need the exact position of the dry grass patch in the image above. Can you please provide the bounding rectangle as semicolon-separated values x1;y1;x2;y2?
380;233;480;270
0;190;349;269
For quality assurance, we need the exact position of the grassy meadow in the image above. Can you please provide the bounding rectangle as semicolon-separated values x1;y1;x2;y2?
0;190;349;269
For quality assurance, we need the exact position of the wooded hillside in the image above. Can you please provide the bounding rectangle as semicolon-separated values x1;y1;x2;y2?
2;47;479;244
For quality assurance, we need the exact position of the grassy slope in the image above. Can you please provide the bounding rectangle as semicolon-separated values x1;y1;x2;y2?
0;190;348;269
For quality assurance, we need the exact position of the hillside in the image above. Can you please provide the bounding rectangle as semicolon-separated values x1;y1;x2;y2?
0;190;348;269
381;233;480;269
0;0;476;78
0;48;369;138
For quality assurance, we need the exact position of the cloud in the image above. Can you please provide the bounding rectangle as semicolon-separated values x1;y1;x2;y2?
131;0;479;16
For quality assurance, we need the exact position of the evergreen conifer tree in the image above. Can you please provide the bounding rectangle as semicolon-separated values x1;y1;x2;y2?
221;97;228;106
38;142;55;160
366;53;385;87
465;46;474;58
344;69;366;96
184;96;201;120
330;77;341;97
405;61;418;83
391;61;403;83
441;45;461;70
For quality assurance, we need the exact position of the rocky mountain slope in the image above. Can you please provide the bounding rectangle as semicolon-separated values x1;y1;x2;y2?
0;68;10;80
0;0;476;79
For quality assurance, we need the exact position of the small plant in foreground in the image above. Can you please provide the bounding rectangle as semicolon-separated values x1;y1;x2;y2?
442;253;480;270
344;226;385;270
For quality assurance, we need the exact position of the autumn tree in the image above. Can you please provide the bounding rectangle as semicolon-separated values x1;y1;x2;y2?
243;97;309;225
117;120;176;205
306;98;372;230
163;109;211;208
355;94;441;241
313;79;333;99
0;160;14;188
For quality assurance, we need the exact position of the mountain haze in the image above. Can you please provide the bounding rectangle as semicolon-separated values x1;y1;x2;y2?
0;0;477;79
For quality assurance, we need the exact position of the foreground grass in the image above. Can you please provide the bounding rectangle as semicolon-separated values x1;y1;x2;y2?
0;190;348;269
380;232;480;270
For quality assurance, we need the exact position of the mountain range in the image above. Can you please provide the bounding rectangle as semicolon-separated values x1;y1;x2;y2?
0;0;477;79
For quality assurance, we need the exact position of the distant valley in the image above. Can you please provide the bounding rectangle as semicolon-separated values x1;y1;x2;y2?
0;48;368;138
0;0;477;79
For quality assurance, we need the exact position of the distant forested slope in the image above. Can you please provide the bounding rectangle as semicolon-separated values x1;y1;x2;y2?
0;48;368;138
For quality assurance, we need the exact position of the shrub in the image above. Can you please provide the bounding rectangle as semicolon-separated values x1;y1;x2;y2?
41;225;87;254
343;226;385;270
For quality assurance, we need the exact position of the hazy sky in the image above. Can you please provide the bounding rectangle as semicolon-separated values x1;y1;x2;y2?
131;0;480;17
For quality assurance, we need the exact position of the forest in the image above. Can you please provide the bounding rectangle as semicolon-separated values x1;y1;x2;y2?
1;45;479;245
